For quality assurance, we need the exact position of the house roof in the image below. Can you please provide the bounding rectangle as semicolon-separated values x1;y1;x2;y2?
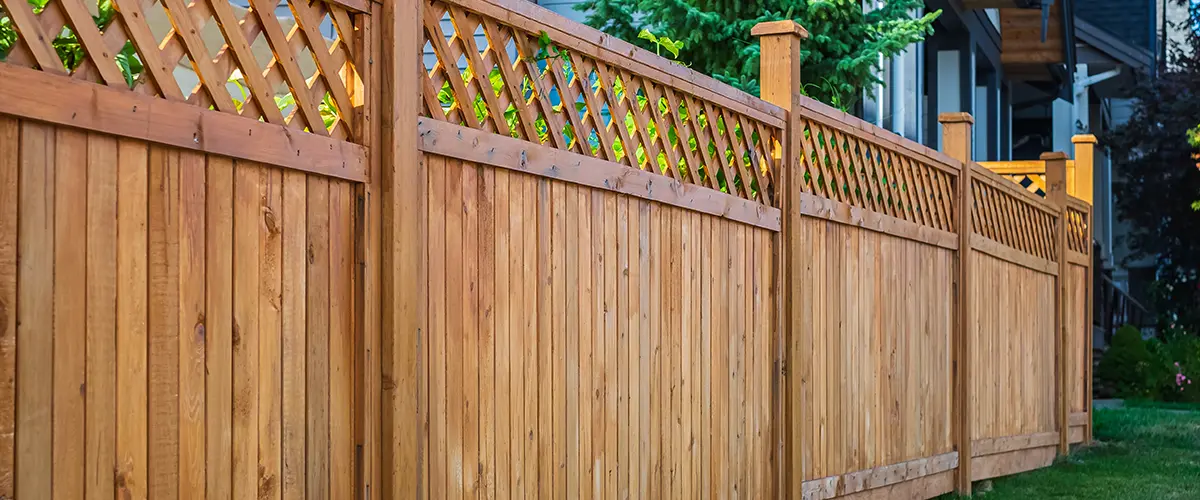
1075;18;1157;71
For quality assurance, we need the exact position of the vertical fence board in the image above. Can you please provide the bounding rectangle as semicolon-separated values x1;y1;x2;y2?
0;116;14;500
260;168;284;500
233;162;262;500
53;127;88;500
17;121;55;500
494;168;511;500
280;169;307;500
178;151;207;500
115;138;148;500
427;154;448;500
330;180;355;500
147;145;180;500
206;155;235;500
306;177;331;499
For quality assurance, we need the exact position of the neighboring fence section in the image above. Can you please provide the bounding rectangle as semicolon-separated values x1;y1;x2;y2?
0;0;1095;498
0;117;360;498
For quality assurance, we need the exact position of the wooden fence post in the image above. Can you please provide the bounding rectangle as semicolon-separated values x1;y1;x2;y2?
939;112;974;495
752;20;808;499
381;0;424;496
1072;135;1096;205
1043;151;1070;456
1072;135;1096;444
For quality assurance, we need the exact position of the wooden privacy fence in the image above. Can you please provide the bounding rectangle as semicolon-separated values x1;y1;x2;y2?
0;0;1093;499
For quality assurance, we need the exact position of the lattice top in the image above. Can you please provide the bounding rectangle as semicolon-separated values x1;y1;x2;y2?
1066;200;1090;255
419;0;783;207
794;97;960;233
0;0;363;141
970;164;1058;262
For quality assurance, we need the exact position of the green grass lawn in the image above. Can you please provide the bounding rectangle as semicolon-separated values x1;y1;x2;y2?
951;402;1200;499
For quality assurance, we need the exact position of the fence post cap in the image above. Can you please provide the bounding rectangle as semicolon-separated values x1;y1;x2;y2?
1040;151;1070;161
1072;134;1098;144
937;112;974;124
751;20;809;39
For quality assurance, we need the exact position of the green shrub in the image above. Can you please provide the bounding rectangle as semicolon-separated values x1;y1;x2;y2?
1098;325;1200;402
1097;325;1163;399
1154;334;1200;402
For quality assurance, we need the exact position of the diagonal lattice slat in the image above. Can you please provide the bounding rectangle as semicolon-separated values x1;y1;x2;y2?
420;0;781;206
971;176;1058;262
0;0;363;139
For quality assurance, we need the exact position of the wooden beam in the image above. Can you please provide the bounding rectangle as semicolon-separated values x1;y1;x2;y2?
799;192;959;250
940;112;975;496
380;0;425;495
971;234;1059;276
801;452;959;500
972;432;1060;457
355;5;383;499
972;446;1057;482
321;0;370;14
754;20;805;498
0;62;368;181
1043;151;1070;456
416;118;782;232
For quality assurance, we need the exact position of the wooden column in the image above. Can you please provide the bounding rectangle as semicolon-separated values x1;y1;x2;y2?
381;0;424;496
1043;151;1070;456
939;112;974;495
1071;135;1096;205
357;4;383;497
1072;134;1096;444
752;20;808;499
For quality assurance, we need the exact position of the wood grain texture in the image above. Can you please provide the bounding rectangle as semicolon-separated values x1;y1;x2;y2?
115;138;149;500
793;217;956;485
970;252;1057;441
419;152;774;498
0;116;17;499
2;105;365;500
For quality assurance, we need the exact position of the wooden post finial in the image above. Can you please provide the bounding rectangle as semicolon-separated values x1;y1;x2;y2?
939;113;974;165
938;112;975;125
751;20;810;39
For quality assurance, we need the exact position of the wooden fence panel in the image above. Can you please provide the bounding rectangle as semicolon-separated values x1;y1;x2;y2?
795;218;956;488
420;152;775;499
969;252;1057;441
1065;264;1090;425
0;117;359;499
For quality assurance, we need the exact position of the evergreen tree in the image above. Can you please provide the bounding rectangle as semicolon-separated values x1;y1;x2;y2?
576;0;939;108
1102;0;1200;332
